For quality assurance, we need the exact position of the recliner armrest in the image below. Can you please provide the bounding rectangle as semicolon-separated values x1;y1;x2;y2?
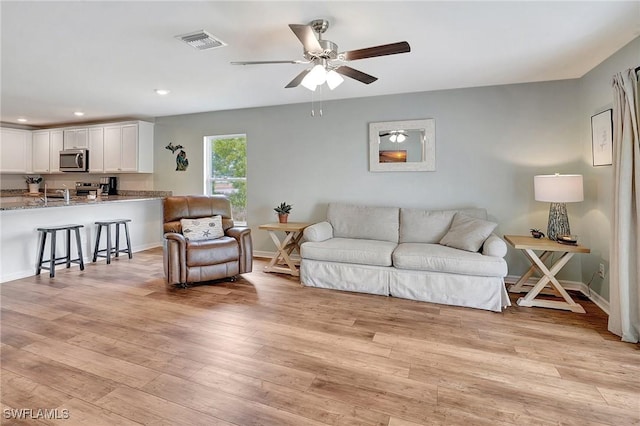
482;233;507;258
163;232;187;285
303;221;333;242
164;232;186;244
226;227;253;273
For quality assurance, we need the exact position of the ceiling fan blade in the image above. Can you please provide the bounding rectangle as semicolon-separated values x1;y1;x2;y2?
285;69;311;88
335;66;378;84
231;60;307;65
341;41;410;61
289;24;323;52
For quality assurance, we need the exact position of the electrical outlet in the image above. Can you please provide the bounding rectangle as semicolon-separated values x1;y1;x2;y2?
598;263;605;279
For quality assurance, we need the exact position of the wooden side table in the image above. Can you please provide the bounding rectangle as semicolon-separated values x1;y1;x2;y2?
259;222;311;276
504;235;590;313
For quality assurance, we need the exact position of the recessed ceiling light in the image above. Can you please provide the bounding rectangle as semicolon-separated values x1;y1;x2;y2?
155;89;170;95
17;118;27;122
74;111;84;116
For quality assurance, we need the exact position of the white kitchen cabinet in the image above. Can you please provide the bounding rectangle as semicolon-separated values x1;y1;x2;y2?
88;127;104;172
32;131;51;173
0;127;32;173
32;130;64;173
50;130;63;172
63;128;88;149
103;121;153;173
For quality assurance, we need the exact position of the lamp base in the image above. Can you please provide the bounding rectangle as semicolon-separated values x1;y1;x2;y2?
547;202;571;241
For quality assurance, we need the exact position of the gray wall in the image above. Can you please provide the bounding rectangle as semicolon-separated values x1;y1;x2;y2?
153;37;639;296
154;80;584;282
577;37;640;300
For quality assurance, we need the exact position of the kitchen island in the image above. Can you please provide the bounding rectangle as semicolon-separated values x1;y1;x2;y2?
0;191;170;283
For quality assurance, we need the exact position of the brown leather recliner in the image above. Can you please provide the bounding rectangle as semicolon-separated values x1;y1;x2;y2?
162;195;252;287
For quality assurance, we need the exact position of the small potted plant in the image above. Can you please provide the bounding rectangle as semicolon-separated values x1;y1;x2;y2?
530;228;545;239
274;202;292;223
25;175;43;194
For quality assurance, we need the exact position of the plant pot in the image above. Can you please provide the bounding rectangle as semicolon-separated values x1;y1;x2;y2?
278;214;289;224
28;183;39;194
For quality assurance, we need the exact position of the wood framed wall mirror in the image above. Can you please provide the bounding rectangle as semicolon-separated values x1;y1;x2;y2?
369;119;435;172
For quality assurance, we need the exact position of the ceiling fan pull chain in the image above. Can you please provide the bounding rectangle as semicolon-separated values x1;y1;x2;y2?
310;89;315;116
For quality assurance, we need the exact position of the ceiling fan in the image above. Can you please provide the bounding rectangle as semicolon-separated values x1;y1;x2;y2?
231;19;410;91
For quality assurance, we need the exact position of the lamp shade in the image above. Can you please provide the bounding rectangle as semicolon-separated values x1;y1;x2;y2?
534;174;584;203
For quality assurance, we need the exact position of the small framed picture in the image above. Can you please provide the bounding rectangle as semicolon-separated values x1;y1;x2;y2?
591;109;613;166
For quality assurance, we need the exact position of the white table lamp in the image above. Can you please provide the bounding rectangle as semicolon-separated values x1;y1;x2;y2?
534;174;583;240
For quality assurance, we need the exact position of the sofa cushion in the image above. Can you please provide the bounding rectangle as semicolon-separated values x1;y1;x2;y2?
393;243;507;277
399;208;488;243
328;203;399;243
301;238;397;267
439;213;497;252
180;216;224;241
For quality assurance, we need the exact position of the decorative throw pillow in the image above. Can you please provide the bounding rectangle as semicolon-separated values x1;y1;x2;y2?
180;216;224;241
439;213;497;252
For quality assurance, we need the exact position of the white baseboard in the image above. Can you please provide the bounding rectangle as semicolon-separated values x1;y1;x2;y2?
0;242;162;284
505;274;610;315
254;250;300;261
250;258;611;315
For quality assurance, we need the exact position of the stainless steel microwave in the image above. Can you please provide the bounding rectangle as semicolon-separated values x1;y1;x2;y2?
59;149;88;172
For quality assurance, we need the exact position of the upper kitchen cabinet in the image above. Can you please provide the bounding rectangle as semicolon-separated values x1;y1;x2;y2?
1;127;32;173
88;127;104;172
32;130;63;173
103;121;154;173
63;128;88;149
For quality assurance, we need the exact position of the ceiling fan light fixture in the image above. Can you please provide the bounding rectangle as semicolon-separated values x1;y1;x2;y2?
309;64;327;85
300;73;318;91
326;70;344;90
396;133;406;143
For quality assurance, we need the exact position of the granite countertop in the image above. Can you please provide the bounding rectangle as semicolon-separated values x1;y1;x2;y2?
0;190;172;211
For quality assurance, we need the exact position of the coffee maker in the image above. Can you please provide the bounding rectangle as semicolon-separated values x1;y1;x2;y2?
99;176;118;196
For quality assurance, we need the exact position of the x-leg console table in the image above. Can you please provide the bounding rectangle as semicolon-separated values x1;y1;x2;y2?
504;235;590;313
259;222;311;277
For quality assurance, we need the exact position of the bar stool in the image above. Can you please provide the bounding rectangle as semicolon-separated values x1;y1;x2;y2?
92;219;132;264
36;224;85;278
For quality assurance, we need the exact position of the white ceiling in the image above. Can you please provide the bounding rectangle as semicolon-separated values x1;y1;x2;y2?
1;1;638;127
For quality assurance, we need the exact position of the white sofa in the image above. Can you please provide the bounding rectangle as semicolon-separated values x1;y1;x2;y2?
300;203;511;312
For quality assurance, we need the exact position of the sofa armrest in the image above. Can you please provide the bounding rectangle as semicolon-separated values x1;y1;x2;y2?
482;233;507;258
163;232;187;285
226;227;253;273
303;221;333;242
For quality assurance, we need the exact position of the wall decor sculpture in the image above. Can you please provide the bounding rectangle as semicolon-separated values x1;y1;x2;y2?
165;142;189;171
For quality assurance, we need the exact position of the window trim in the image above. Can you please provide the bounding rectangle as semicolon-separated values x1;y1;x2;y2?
204;134;247;225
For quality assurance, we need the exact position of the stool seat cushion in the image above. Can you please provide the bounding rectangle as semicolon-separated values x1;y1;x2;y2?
37;224;83;231
95;219;131;225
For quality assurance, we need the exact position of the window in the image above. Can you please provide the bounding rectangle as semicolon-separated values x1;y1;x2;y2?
204;134;247;225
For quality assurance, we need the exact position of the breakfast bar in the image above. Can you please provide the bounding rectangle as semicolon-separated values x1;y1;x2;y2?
0;191;170;283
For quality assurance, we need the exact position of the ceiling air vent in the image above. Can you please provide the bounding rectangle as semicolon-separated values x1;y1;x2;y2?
176;30;227;51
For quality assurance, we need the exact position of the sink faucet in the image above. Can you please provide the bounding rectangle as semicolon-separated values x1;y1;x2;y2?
40;184;48;204
58;186;70;203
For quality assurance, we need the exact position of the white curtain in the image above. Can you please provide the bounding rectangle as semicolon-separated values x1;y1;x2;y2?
608;68;640;343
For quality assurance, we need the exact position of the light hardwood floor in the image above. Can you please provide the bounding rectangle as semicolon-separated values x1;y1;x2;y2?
1;247;639;425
